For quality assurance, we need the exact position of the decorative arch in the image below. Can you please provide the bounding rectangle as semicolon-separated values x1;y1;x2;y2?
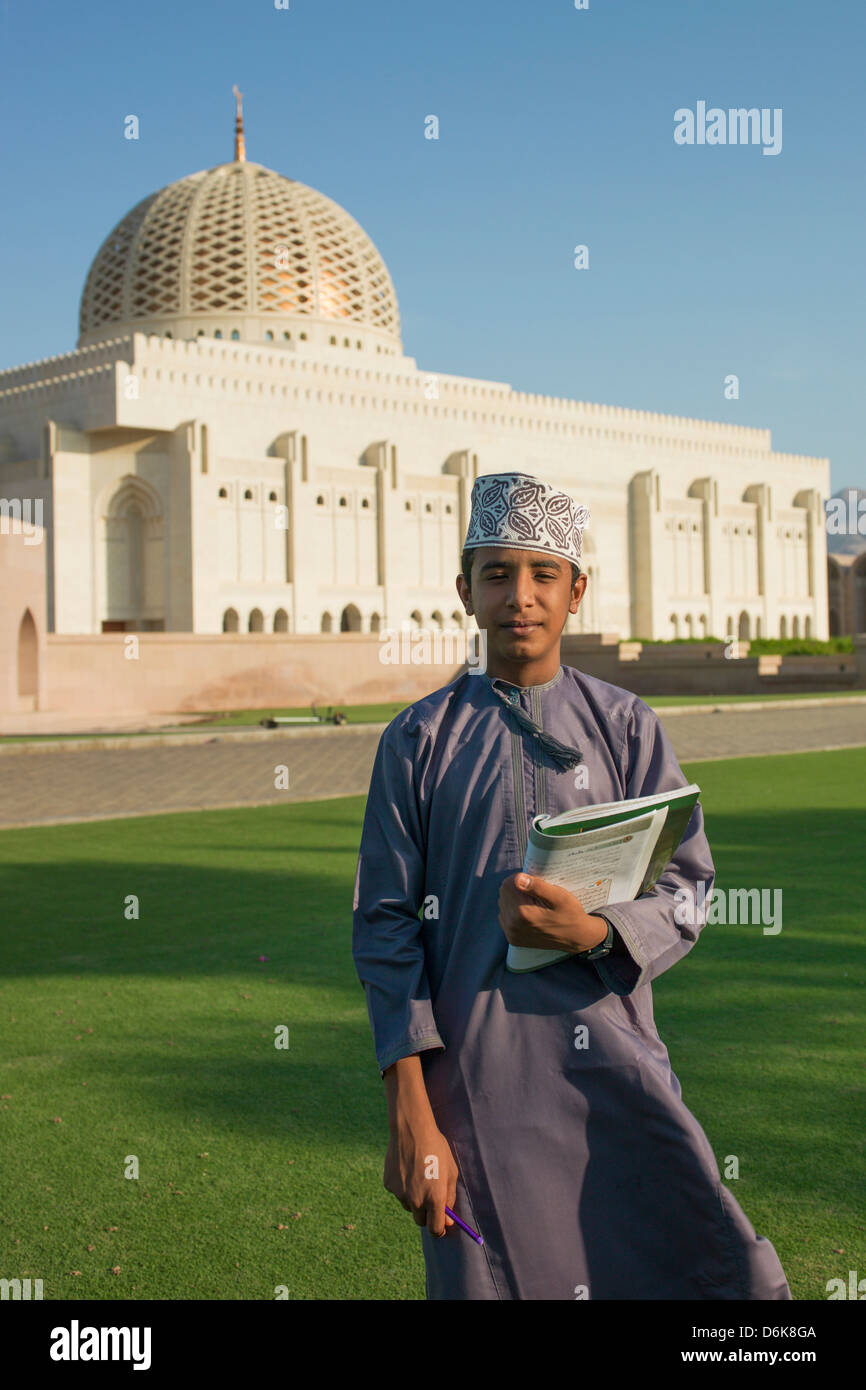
222;607;239;632
17;608;38;700
100;475;165;631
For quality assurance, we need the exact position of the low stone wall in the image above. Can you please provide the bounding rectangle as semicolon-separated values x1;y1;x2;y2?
29;630;864;715
41;632;470;714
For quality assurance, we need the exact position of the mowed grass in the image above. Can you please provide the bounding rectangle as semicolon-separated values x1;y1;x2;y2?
0;748;863;1300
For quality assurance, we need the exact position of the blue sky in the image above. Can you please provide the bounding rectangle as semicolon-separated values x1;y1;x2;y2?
1;0;863;490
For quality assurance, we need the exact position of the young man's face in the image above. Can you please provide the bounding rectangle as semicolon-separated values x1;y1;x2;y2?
456;546;587;684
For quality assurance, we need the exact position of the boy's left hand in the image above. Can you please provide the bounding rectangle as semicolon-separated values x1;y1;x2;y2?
498;873;609;954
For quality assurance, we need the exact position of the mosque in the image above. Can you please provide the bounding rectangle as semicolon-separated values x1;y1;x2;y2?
0;93;830;645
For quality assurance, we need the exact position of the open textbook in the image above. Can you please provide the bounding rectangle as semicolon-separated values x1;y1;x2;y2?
505;784;701;973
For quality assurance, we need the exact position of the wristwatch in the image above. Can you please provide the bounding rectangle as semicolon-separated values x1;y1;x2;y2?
574;917;615;961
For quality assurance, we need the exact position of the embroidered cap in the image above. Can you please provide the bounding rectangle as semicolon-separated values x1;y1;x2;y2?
463;472;590;567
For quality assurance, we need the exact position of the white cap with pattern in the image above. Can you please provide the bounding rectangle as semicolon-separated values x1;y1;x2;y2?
462;472;590;567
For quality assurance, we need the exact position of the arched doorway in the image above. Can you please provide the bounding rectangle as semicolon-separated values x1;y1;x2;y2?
274;608;289;632
248;608;264;632
17;609;38;703
340;604;362;632
102;477;165;631
223;608;239;632
738;611;750;641
321;612;333;633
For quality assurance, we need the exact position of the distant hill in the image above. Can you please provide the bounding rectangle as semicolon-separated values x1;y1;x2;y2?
826;488;866;556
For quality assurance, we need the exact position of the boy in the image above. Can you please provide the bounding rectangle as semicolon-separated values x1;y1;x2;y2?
352;471;791;1300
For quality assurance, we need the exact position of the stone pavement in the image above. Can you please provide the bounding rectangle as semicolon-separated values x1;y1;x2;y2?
1;703;865;829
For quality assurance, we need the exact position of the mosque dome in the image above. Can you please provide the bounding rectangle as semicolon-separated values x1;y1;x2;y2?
77;98;401;353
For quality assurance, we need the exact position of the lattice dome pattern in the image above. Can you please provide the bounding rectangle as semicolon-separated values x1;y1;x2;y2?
78;161;401;345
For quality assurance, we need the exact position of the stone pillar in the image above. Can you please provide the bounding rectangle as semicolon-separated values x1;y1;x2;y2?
167;421;198;631
362;440;398;629
795;487;829;640
688;477;722;636
745;483;776;639
628;469;666;639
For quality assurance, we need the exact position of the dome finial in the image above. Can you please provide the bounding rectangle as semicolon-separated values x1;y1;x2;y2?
232;85;246;162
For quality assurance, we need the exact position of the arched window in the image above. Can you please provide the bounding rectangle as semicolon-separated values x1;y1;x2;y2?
685;614;694;638
738;611;750;641
283;331;291;341
274;608;289;632
410;610;423;629
231;330;240;341
804;616;812;638
17;608;38;699
431;611;444;628
244;489;253;501
340;604;362;632
316;495;326;506
451;610;464;627
249;609;264;632
792;616;800;638
780;616;788;638
223;608;239;632
218;487;228;499
268;491;277;502
369;612;381;633
214;330;223;339
670;613;680;639
265;331;274;342
321;612;333;633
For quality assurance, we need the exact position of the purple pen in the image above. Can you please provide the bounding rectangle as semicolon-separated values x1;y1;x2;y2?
445;1205;484;1245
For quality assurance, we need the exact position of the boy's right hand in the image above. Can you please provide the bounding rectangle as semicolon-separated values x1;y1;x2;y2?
383;1115;459;1237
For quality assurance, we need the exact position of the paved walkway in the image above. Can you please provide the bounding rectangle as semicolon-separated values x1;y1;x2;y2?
1;704;865;829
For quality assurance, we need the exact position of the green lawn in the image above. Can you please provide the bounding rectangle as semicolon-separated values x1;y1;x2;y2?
0;748;863;1300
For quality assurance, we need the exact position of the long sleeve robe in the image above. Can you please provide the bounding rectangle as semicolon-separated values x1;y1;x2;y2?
352;663;792;1300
